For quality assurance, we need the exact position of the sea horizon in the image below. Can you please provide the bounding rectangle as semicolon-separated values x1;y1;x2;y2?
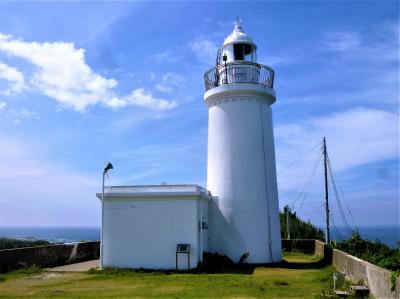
0;225;398;248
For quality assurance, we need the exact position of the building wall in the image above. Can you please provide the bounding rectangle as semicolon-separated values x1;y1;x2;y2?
103;198;201;270
207;96;282;263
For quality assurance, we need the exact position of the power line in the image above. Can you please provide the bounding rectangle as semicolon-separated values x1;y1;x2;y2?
292;148;323;215
327;154;354;235
307;202;325;215
328;157;357;230
330;211;345;242
278;141;323;175
328;157;352;234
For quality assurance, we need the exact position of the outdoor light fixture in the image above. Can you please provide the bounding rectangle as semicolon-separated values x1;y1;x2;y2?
103;162;113;174
101;161;113;270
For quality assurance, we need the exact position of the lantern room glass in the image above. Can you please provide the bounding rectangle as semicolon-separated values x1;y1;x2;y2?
233;43;256;62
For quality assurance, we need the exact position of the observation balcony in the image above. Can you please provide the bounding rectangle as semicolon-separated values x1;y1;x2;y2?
204;62;275;92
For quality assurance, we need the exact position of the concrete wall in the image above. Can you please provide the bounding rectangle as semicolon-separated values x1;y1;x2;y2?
332;248;399;299
0;241;99;273
314;240;325;257
282;239;400;299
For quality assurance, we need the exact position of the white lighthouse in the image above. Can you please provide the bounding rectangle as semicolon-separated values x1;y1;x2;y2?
98;19;282;270
204;20;282;263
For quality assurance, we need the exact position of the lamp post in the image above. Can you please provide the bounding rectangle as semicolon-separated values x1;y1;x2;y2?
100;162;113;270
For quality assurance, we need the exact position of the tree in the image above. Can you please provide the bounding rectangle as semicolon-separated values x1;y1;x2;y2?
280;205;324;240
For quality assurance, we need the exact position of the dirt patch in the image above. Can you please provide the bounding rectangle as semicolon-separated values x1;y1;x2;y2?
28;273;61;280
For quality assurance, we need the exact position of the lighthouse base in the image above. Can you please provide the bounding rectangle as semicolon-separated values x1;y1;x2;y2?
208;198;282;264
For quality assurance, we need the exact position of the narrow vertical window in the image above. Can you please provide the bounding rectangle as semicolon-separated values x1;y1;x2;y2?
233;44;244;60
244;44;252;61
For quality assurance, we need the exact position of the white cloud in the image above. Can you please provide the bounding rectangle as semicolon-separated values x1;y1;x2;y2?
155;73;185;93
111;134;206;184
0;61;26;95
275;107;399;190
107;89;177;110
275;108;399;226
188;36;218;65
322;31;362;52
265;55;294;67
0;101;6;110
153;51;180;63
319;24;398;61
0;34;177;112
20;108;39;120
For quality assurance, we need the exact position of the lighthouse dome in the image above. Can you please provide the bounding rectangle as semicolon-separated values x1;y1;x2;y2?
219;19;257;63
223;19;256;48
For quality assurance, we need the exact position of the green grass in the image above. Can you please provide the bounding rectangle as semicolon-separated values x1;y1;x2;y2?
0;265;42;283
0;252;334;298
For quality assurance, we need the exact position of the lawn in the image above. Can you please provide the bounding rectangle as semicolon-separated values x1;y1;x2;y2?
0;252;334;298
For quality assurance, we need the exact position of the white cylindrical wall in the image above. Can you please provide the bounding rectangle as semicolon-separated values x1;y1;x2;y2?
206;92;282;263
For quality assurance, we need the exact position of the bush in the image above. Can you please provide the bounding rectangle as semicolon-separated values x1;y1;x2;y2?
334;232;400;271
280;205;324;240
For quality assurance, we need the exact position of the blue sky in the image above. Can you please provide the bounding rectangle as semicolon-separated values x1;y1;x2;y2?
0;2;398;230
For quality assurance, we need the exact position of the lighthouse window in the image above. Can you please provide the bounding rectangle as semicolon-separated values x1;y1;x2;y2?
233;43;253;61
233;44;244;60
244;44;252;61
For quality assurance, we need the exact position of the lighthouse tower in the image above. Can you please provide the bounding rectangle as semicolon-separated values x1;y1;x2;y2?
204;20;282;263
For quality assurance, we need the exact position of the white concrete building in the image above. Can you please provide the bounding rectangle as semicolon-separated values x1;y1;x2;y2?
98;20;281;269
96;185;209;270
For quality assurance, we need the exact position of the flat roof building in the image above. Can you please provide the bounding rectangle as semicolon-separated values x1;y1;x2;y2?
97;185;209;270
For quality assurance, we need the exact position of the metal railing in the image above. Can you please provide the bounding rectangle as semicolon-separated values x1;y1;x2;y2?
204;62;275;91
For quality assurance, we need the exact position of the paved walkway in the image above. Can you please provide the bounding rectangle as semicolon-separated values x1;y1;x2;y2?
45;260;99;272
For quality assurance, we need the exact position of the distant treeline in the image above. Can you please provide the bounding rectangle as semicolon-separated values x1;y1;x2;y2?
0;238;50;250
279;205;324;240
279;205;399;271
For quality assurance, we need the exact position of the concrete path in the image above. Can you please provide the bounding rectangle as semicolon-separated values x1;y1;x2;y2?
45;260;99;272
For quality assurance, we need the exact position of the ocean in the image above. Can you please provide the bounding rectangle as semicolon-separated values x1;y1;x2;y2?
0;227;100;244
330;225;399;248
0;226;398;248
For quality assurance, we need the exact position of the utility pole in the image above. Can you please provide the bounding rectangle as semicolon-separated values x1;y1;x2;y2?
286;208;290;239
323;137;330;244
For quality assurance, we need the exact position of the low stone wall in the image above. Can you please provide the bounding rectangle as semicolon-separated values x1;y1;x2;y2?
314;239;325;256
282;239;400;299
332;248;399;299
0;241;99;273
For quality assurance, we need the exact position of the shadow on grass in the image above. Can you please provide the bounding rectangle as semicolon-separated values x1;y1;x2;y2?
87;256;328;276
200;255;328;274
269;258;328;270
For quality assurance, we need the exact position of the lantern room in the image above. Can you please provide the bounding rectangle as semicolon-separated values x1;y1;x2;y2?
217;19;257;64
